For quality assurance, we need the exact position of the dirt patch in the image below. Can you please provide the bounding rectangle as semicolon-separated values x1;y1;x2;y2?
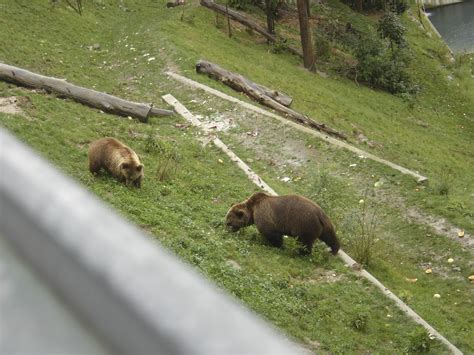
295;268;344;284
198;112;237;133
406;207;473;248
0;96;28;115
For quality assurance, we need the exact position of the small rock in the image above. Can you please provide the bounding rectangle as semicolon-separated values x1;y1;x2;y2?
447;258;454;263
225;260;241;271
452;266;461;272
458;230;465;238
468;275;474;282
359;199;365;204
425;268;433;274
433;293;441;299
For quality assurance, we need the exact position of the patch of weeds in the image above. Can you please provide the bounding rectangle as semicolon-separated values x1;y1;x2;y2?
406;328;432;353
433;169;452;197
344;190;380;266
270;38;288;54
351;312;369;332
398;289;413;303
147;139;181;182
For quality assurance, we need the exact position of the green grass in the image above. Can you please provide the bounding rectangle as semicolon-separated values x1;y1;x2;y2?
1;0;473;353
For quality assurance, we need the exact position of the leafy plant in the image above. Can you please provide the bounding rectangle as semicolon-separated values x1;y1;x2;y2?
407;328;432;353
378;11;407;51
345;192;380;266
351;312;369;331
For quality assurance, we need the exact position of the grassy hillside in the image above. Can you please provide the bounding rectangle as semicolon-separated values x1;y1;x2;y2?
1;0;473;353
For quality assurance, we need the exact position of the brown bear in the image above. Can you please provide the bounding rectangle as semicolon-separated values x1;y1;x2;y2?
225;192;340;255
88;137;144;187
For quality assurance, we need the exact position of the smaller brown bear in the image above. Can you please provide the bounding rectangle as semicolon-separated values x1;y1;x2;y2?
225;192;340;255
88;137;144;187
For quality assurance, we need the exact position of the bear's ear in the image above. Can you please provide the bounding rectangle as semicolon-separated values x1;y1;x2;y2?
121;162;130;170
136;164;143;172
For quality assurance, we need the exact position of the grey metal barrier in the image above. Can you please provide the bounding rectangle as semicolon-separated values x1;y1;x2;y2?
0;128;300;355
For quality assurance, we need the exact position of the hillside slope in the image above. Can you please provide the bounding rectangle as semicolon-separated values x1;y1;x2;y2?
1;0;473;353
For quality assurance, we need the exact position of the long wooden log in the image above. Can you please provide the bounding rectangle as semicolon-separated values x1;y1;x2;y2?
196;60;347;140
0;63;174;122
200;0;302;58
196;60;292;107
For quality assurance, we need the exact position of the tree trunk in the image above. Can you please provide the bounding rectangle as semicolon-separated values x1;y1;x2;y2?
196;60;346;140
200;0;302;57
196;60;293;106
265;0;275;35
296;0;315;70
0;63;174;122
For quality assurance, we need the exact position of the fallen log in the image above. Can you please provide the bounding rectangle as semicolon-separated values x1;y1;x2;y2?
196;60;347;140
200;0;302;58
196;60;292;107
0;63;174;122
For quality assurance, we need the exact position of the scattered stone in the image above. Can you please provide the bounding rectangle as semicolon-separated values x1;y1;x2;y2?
225;259;242;271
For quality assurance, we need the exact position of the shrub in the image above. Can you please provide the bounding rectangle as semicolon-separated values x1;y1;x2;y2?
353;31;415;94
344;194;380;266
378;11;407;50
407;328;432;353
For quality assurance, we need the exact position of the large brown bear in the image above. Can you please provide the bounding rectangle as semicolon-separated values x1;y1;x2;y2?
225;192;340;255
88;137;144;187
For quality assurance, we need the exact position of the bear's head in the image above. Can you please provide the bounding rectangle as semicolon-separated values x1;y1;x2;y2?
121;162;144;187
225;204;252;232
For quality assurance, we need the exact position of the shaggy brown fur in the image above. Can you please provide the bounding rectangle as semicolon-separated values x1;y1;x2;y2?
225;192;340;255
88;137;144;187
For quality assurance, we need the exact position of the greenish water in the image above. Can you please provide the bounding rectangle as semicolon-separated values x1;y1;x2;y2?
427;0;474;53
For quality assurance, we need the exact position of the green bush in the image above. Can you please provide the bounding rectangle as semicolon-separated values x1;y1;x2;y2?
354;36;409;93
378;11;407;49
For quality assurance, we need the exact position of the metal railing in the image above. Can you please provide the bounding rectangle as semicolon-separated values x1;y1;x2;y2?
0;128;299;355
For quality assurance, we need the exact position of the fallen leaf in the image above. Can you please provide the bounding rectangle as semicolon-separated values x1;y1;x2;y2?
374;181;383;187
447;258;454;263
458;230;465;238
468;275;474;282
405;277;418;283
425;268;433;274
433;293;441;299
218;159;223;164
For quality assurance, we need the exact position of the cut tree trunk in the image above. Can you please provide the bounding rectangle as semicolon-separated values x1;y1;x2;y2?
196;60;292;107
0;63;174;122
196;60;346;140
200;0;302;57
296;0;315;70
